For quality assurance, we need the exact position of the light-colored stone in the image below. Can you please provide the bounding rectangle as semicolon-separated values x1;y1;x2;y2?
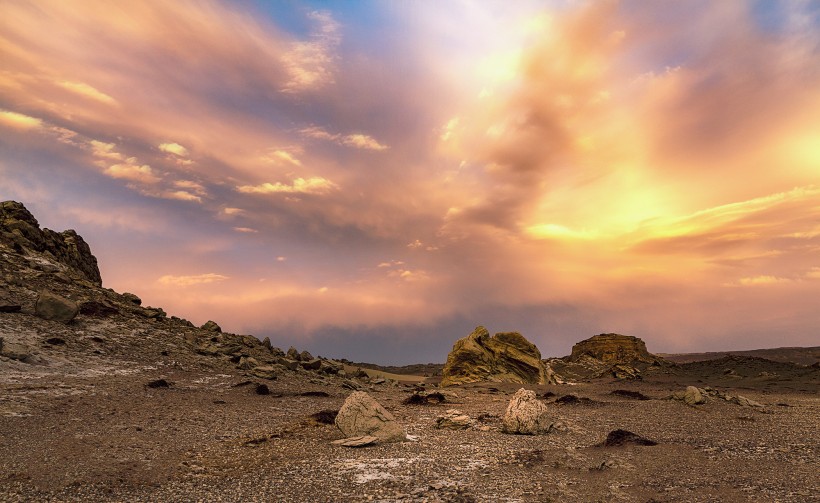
502;388;552;435
730;395;763;408
35;290;78;322
683;386;706;406
335;391;406;443
331;435;379;447
435;409;474;430
200;320;222;332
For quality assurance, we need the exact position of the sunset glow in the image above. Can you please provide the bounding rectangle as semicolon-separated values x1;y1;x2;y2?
2;1;819;363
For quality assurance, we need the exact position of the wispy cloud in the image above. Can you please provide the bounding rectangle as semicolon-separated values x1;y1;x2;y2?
237;177;338;195
157;273;229;287
159;142;189;157
300;126;389;150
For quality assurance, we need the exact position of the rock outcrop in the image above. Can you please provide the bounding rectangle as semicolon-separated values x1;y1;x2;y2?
568;333;657;364
441;326;556;386
501;388;552;435
334;391;406;443
0;201;102;285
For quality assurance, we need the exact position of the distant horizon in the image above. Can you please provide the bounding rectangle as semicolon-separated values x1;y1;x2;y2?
3;1;820;365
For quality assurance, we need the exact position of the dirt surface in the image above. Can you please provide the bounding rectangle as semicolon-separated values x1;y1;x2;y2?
2;330;818;502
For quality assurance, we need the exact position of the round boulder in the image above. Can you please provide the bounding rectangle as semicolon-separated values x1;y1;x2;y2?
502;388;552;435
35;290;79;323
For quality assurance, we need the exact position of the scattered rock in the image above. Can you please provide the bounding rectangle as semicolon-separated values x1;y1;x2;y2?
35;290;79;322
334;391;406;443
554;394;595;405
44;337;65;346
201;320;222;332
502;388;552;435
286;347;300;360
610;389;651;400
331;435;379;448
79;300;119;317
729;395;764;408
611;364;642;380
255;383;270;395
261;337;273;351
684;386;706;406
308;409;338;425
251;366;278;380
301;358;322;371
121;292;142;305
0;289;21;313
238;356;258;370
299;350;313;361
146;379;170;388
341;379;365;391
598;429;657;447
441;326;556;386
0;337;32;362
435;409;474;430
141;307;166;319
403;392;446;405
275;357;300;371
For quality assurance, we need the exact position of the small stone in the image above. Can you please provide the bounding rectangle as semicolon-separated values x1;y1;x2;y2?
331;435;379;447
0;289;21;313
238;356;259;370
435;409;474;430
299;350;313;361
146;379;170;388
121;292;142;305
286;347;300;360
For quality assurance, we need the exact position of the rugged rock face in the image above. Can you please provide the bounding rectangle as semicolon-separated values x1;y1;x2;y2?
0;201;101;285
35;290;79;322
441;326;556;387
568;334;657;364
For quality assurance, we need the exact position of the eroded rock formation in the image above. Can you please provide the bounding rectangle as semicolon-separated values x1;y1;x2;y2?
568;333;657;364
441;326;556;387
0;201;101;285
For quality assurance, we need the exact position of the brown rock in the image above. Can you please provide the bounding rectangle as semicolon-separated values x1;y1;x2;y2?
0;289;21;313
568;333;659;365
334;391;406;443
441;326;555;386
501;388;552;435
35;290;79;322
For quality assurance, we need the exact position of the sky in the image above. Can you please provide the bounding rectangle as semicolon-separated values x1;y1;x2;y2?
1;0;819;364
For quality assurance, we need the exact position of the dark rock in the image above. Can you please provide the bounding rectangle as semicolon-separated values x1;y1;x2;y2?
286;347;300;360
79;300;119;317
141;307;166;319
309;409;338;425
599;429;657;447
442;326;556;386
301;358;322;371
610;389;651;400
146;379;170;388
201;320;222;332
0;289;22;313
299;391;330;397
255;383;270;395
121;292;142;305
44;337;65;345
35;290;79;322
299;350;313;361
261;337;273;351
275;357;300;371
554;394;595;405
403;392;446;405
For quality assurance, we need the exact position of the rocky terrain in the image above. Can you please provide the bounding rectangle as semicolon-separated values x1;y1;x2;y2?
1;201;819;502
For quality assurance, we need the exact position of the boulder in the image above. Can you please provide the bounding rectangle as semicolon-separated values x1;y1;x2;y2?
435;410;474;430
299;350;313;361
301;358;322;371
238;356;258;370
568;333;658;364
0;337;32;362
276;357;300;371
35;290;79;322
0;289;21;313
251;366;278;380
201;320;222;332
730;395;763;408
331;435;379;448
335;391;406;443
261;337;273;351
441;326;555;387
501;388;553;435
684;386;706;406
287;346;301;361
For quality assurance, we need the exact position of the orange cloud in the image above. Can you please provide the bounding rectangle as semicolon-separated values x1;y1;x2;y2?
237;177;338;195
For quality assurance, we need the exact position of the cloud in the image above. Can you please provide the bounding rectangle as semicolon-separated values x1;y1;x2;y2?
233;227;258;233
104;163;160;184
161;190;201;203
263;150;302;166
157;273;229;287
280;10;341;93
736;276;791;286
222;207;245;216
57;81;117;105
237;177;338;195
300;126;389;150
0;110;43;130
159;142;189;157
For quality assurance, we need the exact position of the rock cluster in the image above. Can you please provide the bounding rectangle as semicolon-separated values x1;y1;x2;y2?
1;201;102;285
441;326;556;386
